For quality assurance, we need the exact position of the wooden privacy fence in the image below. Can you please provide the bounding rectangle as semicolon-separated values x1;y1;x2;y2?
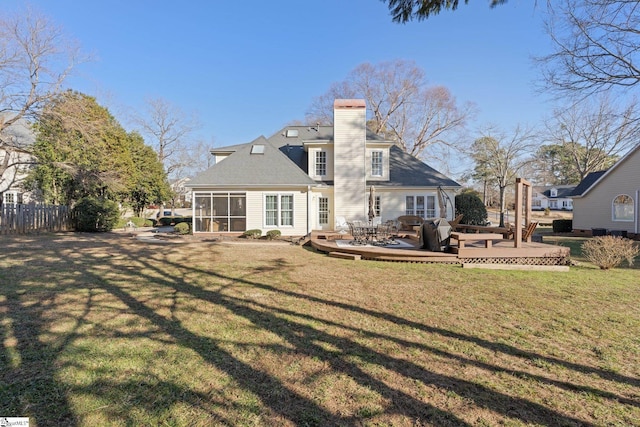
0;204;72;235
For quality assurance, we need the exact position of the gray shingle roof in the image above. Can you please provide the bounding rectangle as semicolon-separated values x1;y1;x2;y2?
190;125;461;190
188;136;317;187
267;125;388;149
268;125;459;188
380;146;460;188
533;185;577;198
570;142;640;197
570;171;607;197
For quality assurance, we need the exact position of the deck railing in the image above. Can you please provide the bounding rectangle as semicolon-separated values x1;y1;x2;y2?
0;203;72;235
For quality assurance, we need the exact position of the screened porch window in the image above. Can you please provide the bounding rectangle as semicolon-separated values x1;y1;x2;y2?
193;192;246;232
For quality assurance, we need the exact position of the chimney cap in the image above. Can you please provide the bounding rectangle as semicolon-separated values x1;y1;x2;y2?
334;99;365;109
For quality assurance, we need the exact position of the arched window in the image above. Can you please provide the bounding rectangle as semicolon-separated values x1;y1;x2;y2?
612;194;634;221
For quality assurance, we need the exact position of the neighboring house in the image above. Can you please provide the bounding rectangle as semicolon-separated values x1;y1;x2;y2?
0;118;36;206
570;143;640;236
531;185;576;211
170;177;192;208
186;99;461;236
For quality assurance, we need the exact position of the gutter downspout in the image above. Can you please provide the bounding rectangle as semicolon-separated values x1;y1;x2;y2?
307;185;311;236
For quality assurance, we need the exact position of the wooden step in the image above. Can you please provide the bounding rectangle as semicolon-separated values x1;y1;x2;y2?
329;251;361;260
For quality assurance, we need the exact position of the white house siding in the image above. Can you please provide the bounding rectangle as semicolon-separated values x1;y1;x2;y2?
0;148;34;203
366;146;390;182
373;188;454;223
245;189;310;236
192;188;309;236
307;146;335;181
310;188;334;231
573;147;640;234
334;100;367;222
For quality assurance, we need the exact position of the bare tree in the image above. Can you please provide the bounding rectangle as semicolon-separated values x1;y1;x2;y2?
131;97;200;214
539;0;640;99
544;95;640;180
167;138;214;208
306;60;475;163
132;98;200;175
0;7;81;203
470;126;537;227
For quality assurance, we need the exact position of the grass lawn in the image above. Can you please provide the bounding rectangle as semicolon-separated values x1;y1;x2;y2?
1;232;639;426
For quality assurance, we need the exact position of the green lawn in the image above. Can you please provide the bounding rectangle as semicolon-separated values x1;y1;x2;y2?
1;232;639;426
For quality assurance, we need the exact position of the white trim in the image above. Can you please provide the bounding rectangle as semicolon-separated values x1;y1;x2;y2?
371;149;384;177
263;193;295;228
611;194;635;222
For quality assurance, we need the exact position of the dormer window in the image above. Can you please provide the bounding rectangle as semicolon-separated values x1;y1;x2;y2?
315;151;327;176
550;188;558;197
371;151;383;176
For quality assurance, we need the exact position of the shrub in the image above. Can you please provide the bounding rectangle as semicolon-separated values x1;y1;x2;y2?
581;236;639;269
544;207;551;216
243;229;262;239
174;222;191;235
73;197;120;232
455;192;488;225
129;217;147;227
552;219;572;233
266;230;281;240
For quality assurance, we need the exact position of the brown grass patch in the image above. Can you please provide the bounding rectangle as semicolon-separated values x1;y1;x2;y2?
0;232;639;426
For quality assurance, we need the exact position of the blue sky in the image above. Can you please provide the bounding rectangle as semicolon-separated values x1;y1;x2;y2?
3;1;552;174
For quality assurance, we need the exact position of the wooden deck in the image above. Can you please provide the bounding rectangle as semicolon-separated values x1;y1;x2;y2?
310;231;570;269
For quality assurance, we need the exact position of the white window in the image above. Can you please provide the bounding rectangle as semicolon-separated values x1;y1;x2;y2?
613;194;634;221
375;195;381;217
315;151;326;176
4;192;15;204
265;194;294;227
318;197;328;225
371;151;383;176
406;195;436;218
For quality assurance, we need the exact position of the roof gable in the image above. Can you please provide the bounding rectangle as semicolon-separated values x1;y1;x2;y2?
188;136;317;187
571;142;640;197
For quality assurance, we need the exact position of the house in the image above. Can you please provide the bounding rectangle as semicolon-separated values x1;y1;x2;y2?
571;143;640;237
531;185;576;211
0;118;36;206
186;99;461;236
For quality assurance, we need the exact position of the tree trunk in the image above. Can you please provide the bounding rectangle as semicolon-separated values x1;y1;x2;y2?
498;185;506;228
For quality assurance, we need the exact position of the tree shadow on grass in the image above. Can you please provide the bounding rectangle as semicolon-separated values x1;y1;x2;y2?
1;234;637;426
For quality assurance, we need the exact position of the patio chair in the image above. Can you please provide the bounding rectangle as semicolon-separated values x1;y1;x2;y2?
335;216;349;233
347;222;367;245
448;214;464;230
522;221;539;242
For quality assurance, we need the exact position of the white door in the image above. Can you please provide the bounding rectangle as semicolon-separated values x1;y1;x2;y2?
318;196;330;230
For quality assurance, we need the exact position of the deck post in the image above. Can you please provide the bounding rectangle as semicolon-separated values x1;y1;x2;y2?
514;178;532;248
